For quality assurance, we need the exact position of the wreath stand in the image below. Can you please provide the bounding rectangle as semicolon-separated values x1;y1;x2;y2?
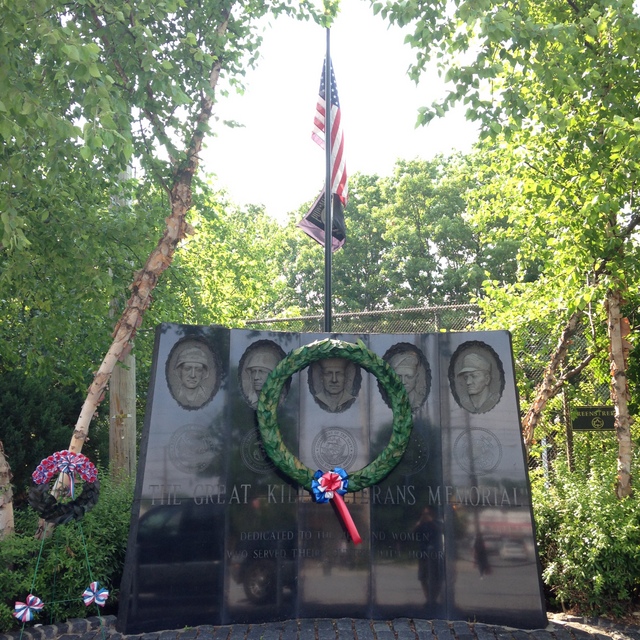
14;451;109;639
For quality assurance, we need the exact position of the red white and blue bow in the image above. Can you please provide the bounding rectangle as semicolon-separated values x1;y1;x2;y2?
312;468;362;544
82;581;109;607
13;595;44;622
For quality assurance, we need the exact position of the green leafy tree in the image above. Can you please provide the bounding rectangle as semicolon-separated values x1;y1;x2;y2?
377;0;640;496
150;181;290;327
0;0;330;477
281;155;520;313
381;155;520;306
0;173;160;386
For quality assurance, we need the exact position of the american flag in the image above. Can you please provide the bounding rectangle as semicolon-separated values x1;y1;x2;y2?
312;57;348;206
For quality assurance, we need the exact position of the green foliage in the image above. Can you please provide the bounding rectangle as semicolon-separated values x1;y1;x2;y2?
532;442;640;615
0;173;163;386
386;0;640;499
0;0;330;384
623;294;640;416
380;155;520;305
0;471;134;632
378;0;640;329
280;155;522;313
0;371;110;505
149;179;290;327
0;0;328;250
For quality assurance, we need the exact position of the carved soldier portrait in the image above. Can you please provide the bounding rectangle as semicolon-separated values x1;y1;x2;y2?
381;343;431;412
308;357;361;413
449;342;504;414
238;340;286;409
166;339;220;410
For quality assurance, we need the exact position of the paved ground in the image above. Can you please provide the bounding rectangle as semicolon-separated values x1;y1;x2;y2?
2;614;640;640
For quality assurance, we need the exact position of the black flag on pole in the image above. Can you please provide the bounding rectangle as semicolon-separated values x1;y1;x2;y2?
296;190;346;252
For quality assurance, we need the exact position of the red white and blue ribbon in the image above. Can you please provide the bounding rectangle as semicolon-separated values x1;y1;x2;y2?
82;581;109;607
32;450;98;498
311;468;362;544
13;595;44;622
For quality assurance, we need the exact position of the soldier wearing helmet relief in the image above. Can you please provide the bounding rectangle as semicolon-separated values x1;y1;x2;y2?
456;352;500;413
174;346;212;407
241;348;282;408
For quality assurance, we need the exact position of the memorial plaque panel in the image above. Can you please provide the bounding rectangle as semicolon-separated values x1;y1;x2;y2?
368;333;445;620
297;332;371;619
439;331;545;626
118;326;546;634
225;330;300;623
119;324;230;632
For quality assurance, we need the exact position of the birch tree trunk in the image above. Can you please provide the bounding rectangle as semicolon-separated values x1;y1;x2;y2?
606;288;633;498
66;42;225;458
34;22;228;539
0;441;14;538
522;310;584;448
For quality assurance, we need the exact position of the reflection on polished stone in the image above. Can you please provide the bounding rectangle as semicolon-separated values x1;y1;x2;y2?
117;326;546;634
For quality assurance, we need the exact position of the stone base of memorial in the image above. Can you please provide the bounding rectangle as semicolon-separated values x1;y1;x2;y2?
117;325;547;634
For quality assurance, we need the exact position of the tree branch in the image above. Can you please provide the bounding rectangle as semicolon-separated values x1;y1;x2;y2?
522;309;584;447
547;352;595;398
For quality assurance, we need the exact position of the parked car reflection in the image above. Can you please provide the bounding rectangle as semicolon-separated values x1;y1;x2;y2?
134;502;225;602
229;535;296;604
499;539;529;562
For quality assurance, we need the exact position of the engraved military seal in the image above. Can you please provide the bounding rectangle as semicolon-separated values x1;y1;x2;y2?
453;427;502;476
168;424;219;474
312;427;358;471
241;428;276;474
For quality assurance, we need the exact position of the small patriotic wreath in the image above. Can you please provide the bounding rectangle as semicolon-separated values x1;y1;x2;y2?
14;582;109;623
28;450;100;525
257;338;413;493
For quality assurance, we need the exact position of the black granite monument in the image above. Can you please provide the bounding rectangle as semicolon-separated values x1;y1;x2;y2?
117;325;546;633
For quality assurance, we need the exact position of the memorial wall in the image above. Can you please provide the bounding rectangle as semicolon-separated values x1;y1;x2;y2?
117;325;546;633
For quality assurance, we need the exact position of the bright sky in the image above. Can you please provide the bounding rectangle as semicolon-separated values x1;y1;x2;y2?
202;0;479;222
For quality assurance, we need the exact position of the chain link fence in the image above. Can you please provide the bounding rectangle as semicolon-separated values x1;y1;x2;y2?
245;304;482;335
244;304;609;421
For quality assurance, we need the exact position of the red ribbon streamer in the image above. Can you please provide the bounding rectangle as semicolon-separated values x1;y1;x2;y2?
331;492;362;545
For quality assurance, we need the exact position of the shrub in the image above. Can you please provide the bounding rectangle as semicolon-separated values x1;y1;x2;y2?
0;470;133;632
532;447;640;616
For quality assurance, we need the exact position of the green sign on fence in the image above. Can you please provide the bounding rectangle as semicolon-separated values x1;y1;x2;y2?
573;406;615;431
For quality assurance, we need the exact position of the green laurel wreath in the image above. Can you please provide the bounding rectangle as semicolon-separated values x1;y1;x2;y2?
257;338;413;492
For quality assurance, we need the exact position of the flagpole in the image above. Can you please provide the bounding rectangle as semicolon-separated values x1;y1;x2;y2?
323;27;333;333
